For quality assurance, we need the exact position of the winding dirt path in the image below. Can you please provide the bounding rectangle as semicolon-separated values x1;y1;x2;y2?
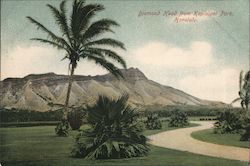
148;121;250;162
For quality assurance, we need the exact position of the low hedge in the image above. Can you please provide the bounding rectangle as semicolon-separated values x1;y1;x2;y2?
0;121;59;127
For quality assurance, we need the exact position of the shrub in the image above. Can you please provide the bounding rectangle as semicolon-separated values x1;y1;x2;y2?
71;95;149;159
145;113;162;130
214;110;242;134
55;120;70;136
168;110;189;127
239;111;250;141
67;108;86;130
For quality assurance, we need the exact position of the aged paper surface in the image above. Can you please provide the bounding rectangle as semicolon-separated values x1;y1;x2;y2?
1;0;249;165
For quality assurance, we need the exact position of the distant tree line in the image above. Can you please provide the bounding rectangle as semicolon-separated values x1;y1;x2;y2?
141;106;242;117
0;108;63;122
0;106;241;123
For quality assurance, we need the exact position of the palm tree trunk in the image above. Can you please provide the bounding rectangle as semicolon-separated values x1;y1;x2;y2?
63;66;75;120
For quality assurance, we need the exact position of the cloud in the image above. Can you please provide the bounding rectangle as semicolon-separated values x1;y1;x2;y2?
131;41;212;68
1;45;108;79
1;44;241;105
179;68;240;103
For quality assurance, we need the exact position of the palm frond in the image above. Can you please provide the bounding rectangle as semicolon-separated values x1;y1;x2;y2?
79;4;104;34
82;19;119;41
84;38;126;50
61;55;69;61
31;38;67;51
79;49;104;59
239;71;243;91
72;95;149;159
231;98;241;105
241;100;245;109
27;16;71;49
85;47;127;69
70;0;86;39
70;0;104;40
86;54;124;79
46;1;71;44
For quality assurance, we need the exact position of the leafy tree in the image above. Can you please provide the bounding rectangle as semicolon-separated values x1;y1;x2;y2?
168;109;189;127
27;0;126;120
71;95;149;159
145;113;162;130
214;110;242;134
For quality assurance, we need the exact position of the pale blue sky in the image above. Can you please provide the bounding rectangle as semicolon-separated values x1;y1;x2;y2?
1;0;249;103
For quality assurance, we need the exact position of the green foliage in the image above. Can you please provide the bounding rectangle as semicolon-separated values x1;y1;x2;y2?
71;95;149;159
27;0;126;79
27;0;127;121
240;125;250;141
232;70;250;109
145;113;162;130
67;108;86;130
0;108;63;122
1;126;246;166
214;109;250;141
168;110;189;127
0;121;59;127
214;110;242;134
143;105;227;118
239;111;250;141
55;120;70;137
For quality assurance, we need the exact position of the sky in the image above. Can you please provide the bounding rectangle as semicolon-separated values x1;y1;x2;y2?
1;0;249;104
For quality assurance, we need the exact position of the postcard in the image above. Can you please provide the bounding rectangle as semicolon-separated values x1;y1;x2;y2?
0;0;249;165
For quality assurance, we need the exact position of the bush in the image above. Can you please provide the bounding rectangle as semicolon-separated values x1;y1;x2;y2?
67;108;86;130
168;110;189;127
71;95;149;159
214;110;242;134
145;113;162;130
240;111;250;141
55;120;70;136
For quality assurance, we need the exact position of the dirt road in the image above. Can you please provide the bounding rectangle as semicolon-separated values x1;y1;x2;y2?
148;121;250;162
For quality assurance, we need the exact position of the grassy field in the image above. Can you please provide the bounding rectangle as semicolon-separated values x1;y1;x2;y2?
0;124;248;166
191;129;250;149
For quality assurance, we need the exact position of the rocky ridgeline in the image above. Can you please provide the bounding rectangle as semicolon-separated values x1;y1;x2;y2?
0;68;225;111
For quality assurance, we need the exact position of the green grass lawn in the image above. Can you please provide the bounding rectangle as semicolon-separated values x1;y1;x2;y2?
191;129;250;149
0;125;248;166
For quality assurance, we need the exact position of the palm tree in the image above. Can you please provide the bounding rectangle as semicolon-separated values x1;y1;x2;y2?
27;0;126;119
231;70;250;110
231;70;250;141
72;95;149;159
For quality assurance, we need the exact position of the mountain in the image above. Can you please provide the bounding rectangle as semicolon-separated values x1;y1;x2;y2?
0;68;226;111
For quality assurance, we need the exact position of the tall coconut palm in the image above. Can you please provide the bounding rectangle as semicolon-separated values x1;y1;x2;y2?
231;70;250;110
27;0;126;119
